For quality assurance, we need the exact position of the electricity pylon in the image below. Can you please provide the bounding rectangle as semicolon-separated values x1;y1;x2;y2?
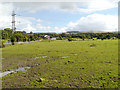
11;10;16;33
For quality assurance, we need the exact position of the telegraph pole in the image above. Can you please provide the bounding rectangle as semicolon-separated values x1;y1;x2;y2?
12;10;16;33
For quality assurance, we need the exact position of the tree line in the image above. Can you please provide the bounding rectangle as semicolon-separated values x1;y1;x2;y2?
1;28;119;45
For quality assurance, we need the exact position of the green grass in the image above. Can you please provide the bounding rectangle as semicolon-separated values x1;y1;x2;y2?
2;39;118;88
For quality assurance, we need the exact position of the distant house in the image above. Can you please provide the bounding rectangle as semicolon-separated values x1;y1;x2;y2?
44;35;50;39
39;35;50;39
51;38;56;40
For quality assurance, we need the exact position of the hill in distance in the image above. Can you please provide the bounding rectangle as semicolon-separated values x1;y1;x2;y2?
67;30;108;34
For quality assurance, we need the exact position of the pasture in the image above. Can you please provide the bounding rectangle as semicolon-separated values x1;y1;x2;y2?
2;39;118;88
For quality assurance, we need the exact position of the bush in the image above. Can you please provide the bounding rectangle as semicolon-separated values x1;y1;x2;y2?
101;37;106;40
101;38;104;40
89;43;96;47
0;42;5;48
38;37;42;40
68;38;73;41
2;43;5;48
23;36;28;42
56;36;63;40
30;36;34;41
11;36;15;45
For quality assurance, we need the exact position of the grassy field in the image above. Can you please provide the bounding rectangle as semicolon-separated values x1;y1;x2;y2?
2;39;118;88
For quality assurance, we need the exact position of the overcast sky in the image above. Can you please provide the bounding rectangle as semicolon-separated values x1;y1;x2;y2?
0;0;119;33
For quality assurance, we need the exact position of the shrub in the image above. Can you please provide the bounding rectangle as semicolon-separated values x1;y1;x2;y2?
30;36;34;41
68;38;73;41
89;43;96;47
101;38;104;40
56;36;63;40
0;42;5;48
23;36;28;42
2;42;5;48
11;36;15;45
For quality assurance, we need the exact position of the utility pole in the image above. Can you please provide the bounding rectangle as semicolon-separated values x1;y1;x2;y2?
12;10;16;33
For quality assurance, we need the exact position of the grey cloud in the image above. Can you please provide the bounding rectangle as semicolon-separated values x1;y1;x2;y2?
3;1;119;13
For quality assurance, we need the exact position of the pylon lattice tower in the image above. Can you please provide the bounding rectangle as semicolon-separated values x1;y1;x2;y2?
12;10;16;32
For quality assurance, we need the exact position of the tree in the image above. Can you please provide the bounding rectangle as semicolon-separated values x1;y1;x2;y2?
11;36;15;45
29;35;34;41
14;33;24;42
23;36;28;42
60;33;66;37
22;31;26;34
56;36;63;40
34;33;38;40
4;28;13;39
105;34;111;39
2;31;7;39
30;31;33;34
81;35;85;40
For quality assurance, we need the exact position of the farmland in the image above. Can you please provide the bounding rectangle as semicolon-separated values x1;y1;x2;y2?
2;39;118;88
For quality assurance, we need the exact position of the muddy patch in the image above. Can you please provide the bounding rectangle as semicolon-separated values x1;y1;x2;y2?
0;67;31;78
0;58;5;60
61;56;68;59
28;56;47;60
